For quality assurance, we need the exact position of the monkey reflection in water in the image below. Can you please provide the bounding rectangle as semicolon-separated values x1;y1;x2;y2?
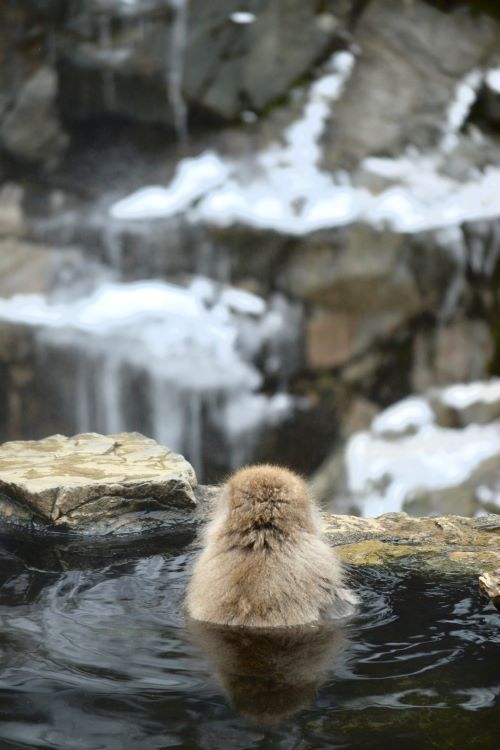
188;619;346;723
185;465;357;721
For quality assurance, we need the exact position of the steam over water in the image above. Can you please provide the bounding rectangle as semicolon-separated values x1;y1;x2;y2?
0;533;497;750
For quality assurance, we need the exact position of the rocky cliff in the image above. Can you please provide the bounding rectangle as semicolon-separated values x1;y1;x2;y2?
1;1;500;484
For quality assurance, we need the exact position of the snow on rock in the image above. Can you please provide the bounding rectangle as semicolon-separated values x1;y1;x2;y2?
486;67;500;95
441;69;482;153
109;51;362;234
371;396;434;438
339;381;500;517
108;56;500;237
109;152;230;220
429;378;500;427
476;484;500;511
229;12;256;24
440;379;500;409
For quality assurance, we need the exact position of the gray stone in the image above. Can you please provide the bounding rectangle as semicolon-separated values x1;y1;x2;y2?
1;67;68;167
412;320;493;392
57;0;352;125
0;432;197;532
323;0;499;168
0;238;56;297
0;184;25;238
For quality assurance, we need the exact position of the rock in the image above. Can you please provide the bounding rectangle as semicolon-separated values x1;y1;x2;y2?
0;184;25;238
411;320;493;392
342;397;380;436
323;0;499;168
325;512;500;575
0;432;197;533
0;238;57;297
0;432;497;574
57;0;352;126
1;67;68;167
479;570;500;609
306;307;405;369
284;227;421;313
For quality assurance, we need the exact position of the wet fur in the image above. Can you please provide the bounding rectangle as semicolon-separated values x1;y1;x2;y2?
185;464;357;627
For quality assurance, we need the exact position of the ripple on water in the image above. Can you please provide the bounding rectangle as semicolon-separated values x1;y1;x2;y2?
0;538;498;750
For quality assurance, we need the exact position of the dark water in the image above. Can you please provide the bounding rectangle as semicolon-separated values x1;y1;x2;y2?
0;531;498;750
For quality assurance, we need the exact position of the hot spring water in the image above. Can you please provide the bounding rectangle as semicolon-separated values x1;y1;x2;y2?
0;531;497;750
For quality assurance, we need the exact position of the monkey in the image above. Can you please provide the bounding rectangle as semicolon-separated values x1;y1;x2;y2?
185;464;358;627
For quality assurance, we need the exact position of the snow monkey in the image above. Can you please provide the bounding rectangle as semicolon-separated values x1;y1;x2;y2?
185;464;357;627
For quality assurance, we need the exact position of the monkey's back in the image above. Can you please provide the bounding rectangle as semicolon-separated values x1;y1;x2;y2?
186;464;357;627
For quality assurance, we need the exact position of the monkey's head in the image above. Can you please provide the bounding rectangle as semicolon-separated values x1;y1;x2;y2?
218;464;319;537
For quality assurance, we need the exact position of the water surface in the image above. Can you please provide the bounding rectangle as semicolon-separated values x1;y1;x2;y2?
0;531;498;750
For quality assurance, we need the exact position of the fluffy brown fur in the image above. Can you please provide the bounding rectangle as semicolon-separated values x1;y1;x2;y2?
185;464;357;627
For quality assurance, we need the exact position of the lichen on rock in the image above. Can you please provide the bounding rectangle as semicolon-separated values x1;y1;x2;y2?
324;512;500;575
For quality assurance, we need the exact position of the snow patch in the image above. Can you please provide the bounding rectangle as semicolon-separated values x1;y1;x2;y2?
440;379;500;409
486;67;500;94
110;152;230;220
230;12;256;24
372;396;434;437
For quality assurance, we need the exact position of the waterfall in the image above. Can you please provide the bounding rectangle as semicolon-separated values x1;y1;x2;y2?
0;278;299;479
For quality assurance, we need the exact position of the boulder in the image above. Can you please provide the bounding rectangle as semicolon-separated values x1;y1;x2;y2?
0;432;197;533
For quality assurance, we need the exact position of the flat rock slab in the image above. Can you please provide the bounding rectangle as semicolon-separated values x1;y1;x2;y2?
0;432;197;533
325;512;500;575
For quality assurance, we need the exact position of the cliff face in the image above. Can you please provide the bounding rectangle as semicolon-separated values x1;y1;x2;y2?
1;1;500;485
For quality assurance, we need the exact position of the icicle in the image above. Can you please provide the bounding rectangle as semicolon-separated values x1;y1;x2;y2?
185;392;202;476
76;349;92;434
485;221;500;277
149;374;186;455
166;0;189;141
97;353;125;434
98;14;117;110
103;222;124;274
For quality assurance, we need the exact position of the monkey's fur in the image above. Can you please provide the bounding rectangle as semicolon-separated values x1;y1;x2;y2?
186;464;357;627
